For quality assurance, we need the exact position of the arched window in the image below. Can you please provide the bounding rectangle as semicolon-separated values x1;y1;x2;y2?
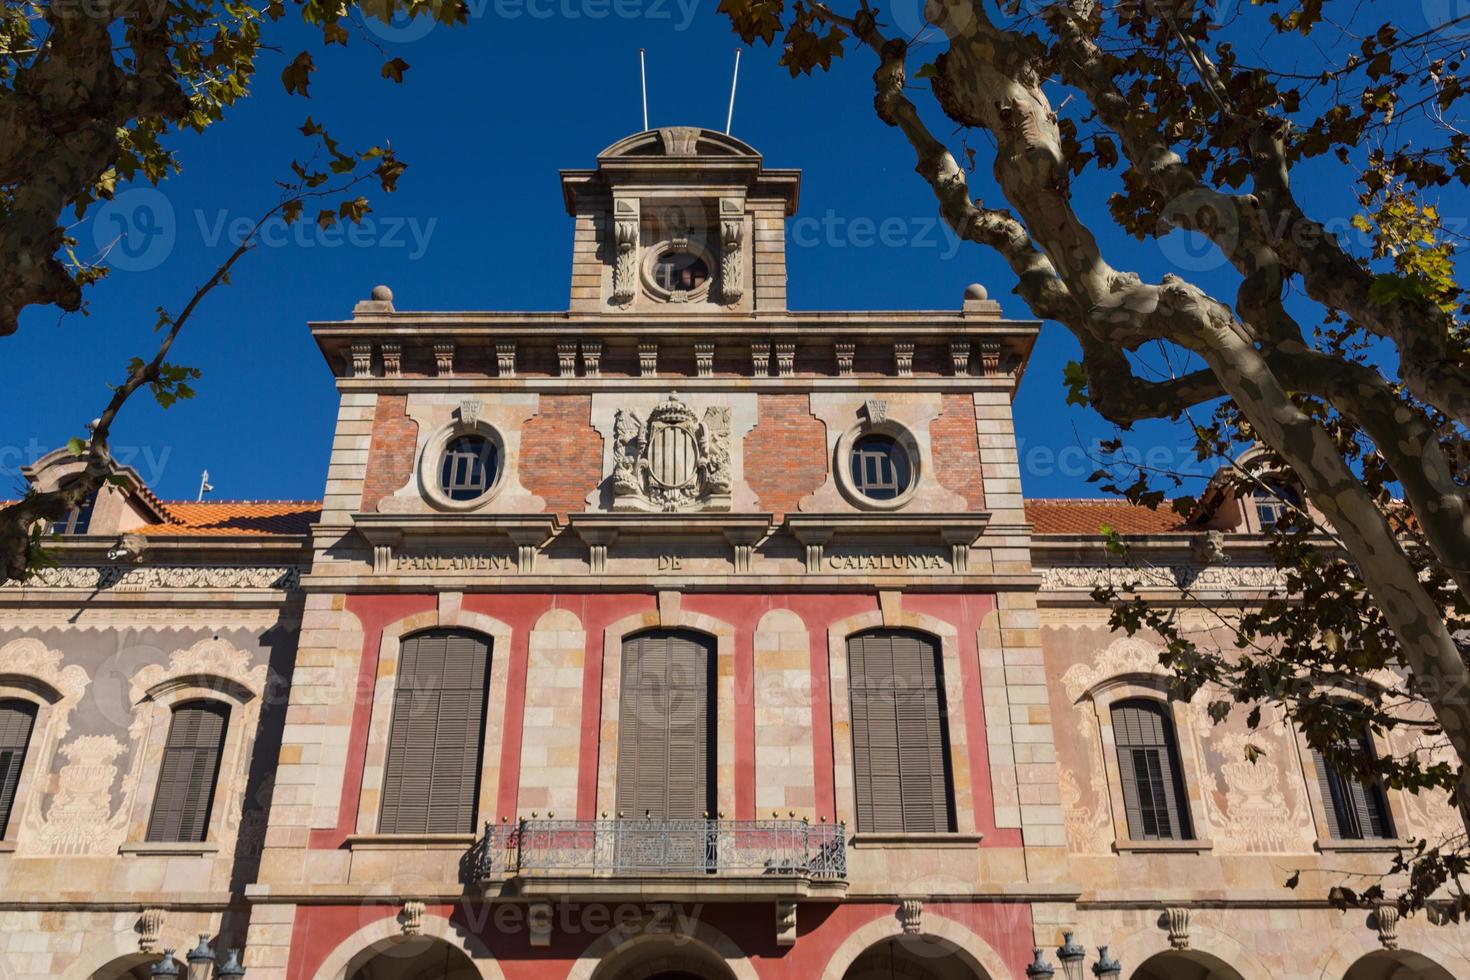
1112;699;1194;841
847;630;955;833
0;699;37;839
379;630;492;834
48;482;97;535
1312;727;1394;840
615;630;715;821
147;700;229;843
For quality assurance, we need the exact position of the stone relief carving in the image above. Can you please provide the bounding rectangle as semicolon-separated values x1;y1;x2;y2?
20;734;130;856
128;636;267;704
1201;727;1313;854
2;565;302;591
720;198;743;304
611;394;731;512
612;200;639;303
0;637;88;726
1061;636;1168;702
1059;714;1113;854
1041;563;1283;592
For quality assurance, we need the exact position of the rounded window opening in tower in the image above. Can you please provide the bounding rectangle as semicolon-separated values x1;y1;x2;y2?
849;433;913;502
654;252;709;293
440;433;500;502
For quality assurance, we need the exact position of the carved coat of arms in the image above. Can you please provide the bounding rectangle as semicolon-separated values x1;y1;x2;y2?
612;394;731;512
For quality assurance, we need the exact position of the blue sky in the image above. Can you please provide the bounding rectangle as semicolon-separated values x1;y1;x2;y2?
4;3;1449;503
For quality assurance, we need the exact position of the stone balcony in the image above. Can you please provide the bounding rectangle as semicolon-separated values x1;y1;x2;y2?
474;817;848;902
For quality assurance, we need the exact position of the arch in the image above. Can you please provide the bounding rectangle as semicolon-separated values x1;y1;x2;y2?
1341;950;1457;980
1314;924;1470;980
566;919;757;980
55;933;158;980
825;608;977;833
1109;922;1269;980
597;128;761;160
0;638;88;844
1132;950;1246;980
597;607;737;819
819;912;1011;980
309;911;505;980
85;954;154;980
358;608;513;831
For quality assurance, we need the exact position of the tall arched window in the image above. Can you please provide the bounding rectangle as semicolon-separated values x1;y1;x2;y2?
1111;699;1194;841
615;630;716;820
0;699;37;839
378;630;492;834
147;700;229;843
1312;727;1394;840
847;630;955;833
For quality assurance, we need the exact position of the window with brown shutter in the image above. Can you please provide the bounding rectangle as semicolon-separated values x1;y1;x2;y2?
378;630;492;835
0;699;37;839
615;630;715;820
1111;699;1193;841
1312;727;1394;840
147;700;229;843
847;630;955;833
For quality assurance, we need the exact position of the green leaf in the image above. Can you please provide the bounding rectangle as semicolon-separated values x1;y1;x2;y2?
66;437;87;456
914;63;938;80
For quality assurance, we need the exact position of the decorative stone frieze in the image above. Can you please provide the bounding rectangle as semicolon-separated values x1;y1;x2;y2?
639;341;659;376
2;565;304;591
775;901;797;947
1040;563;1283;593
350;342;372;378
582;339;602;377
694;340;714;377
139;907;166;953
612;198;640;303
611;395;731;512
835;340;855;376
381;342;401;377
557;341;578;377
979;339;1001;376
400;901;425;937
129;636;268;704
751;339;771;376
894;340;914;377
434;341;455;376
899;898;923;935
775;339;795;377
721;197;744;304
1166;906;1190;949
495;340;516;377
950;338;971;375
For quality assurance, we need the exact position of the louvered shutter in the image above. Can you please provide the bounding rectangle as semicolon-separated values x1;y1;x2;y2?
379;631;491;834
615;631;714;820
1311;728;1394;840
147;701;229;843
1111;700;1192;842
0;700;37;839
847;632;954;833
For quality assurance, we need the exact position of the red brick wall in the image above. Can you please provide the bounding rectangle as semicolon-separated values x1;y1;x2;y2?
361;395;418;513
744;394;828;519
520;394;604;519
931;393;985;510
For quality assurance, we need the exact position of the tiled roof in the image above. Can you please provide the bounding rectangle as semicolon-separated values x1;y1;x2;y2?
1025;499;1191;535
137;501;322;537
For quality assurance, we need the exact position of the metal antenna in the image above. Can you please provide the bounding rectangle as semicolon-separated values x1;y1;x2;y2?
725;48;742;135
639;48;649;131
196;470;213;502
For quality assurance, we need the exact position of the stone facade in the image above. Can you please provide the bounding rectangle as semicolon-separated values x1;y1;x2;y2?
1;129;1466;980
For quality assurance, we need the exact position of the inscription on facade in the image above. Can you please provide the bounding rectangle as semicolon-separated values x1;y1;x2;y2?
826;552;947;571
393;553;517;573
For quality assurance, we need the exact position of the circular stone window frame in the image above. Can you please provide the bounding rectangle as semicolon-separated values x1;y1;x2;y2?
418;419;508;512
640;237;716;304
834;419;923;511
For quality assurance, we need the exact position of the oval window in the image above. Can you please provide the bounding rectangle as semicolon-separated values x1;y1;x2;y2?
653;252;709;292
849;433;912;502
440;434;500;502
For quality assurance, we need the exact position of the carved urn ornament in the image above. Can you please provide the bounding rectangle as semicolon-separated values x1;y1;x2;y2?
611;394;731;512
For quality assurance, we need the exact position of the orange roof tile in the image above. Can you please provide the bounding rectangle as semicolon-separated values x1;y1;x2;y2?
136;501;322;537
1026;499;1191;535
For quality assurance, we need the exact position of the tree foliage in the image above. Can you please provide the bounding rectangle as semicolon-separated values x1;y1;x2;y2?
716;0;1470;916
0;0;462;579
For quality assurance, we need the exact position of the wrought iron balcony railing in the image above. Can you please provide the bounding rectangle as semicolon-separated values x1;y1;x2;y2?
475;818;847;882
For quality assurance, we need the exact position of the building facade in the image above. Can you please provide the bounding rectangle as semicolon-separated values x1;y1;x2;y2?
1;128;1467;980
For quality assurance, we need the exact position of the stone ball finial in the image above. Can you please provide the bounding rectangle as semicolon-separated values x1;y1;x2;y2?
963;283;988;301
370;284;393;303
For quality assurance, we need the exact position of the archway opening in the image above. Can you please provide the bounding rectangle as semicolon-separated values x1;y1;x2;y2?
1343;950;1456;980
842;936;992;980
588;934;737;980
346;937;478;980
1132;951;1245;980
88;955;155;980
